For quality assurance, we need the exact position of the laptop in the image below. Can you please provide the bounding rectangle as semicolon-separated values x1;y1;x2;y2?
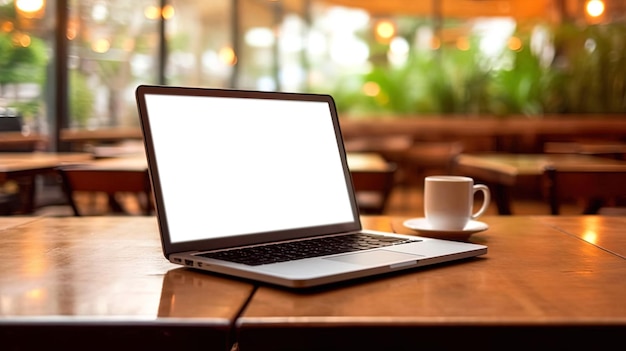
135;85;487;289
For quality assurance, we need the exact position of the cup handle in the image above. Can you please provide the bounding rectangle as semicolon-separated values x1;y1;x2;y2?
471;184;491;219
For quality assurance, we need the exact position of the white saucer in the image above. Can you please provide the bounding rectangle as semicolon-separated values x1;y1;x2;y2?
403;218;488;240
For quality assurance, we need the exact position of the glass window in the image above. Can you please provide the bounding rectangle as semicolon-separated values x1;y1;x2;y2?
2;0;625;149
0;0;52;140
66;0;160;130
166;0;309;92
165;0;233;88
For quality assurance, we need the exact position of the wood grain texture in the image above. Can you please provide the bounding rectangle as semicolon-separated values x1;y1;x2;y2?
0;216;254;350
237;215;626;350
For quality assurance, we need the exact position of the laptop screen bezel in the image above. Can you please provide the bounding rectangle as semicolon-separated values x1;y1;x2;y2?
135;85;362;257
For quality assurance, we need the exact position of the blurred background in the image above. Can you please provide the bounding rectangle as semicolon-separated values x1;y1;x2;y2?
1;0;624;146
1;0;625;217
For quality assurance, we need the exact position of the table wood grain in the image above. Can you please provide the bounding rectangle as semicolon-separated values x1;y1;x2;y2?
0;216;254;350
59;152;388;173
236;215;626;350
537;216;626;259
0;152;93;178
3;216;624;350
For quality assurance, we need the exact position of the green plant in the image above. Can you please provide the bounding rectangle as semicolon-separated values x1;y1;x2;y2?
69;70;95;127
489;39;546;116
324;20;626;118
0;3;48;120
552;22;626;113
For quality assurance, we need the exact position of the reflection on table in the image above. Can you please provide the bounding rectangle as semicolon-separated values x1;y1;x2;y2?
237;215;626;350
0;216;254;350
1;215;625;350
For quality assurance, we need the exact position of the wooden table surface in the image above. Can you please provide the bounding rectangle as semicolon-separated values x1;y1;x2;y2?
544;141;626;159
237;215;626;350
0;131;46;150
453;153;626;214
455;153;626;185
537;215;626;259
0;216;254;350
346;152;390;171
0;152;94;214
3;215;624;350
62;151;388;172
0;152;93;179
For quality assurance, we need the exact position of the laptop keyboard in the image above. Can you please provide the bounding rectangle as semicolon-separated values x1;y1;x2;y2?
196;233;421;266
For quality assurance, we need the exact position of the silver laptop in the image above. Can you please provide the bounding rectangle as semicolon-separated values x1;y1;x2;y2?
135;85;487;289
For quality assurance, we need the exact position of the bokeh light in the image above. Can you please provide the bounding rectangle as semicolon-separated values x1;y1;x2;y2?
586;0;605;17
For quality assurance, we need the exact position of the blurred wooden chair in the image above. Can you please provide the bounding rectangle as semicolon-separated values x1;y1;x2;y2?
351;163;397;215
543;165;626;215
58;166;152;216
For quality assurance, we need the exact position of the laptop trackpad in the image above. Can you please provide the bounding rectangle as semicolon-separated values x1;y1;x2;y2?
325;250;422;266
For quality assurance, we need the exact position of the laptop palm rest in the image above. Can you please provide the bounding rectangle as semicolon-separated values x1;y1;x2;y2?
324;250;422;266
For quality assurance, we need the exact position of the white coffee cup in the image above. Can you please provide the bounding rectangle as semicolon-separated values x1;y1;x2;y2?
424;176;490;231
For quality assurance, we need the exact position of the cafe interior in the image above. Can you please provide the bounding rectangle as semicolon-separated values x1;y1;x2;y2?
1;0;626;350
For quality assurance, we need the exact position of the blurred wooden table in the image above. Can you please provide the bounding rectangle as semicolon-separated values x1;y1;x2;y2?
453;153;626;214
0;216;254;351
237;215;626;350
75;151;387;171
60;127;143;150
346;152;390;171
0;152;93;213
0;152;92;181
544;141;626;160
0;131;46;151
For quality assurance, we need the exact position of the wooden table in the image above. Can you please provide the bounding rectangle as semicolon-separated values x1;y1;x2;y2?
1;215;625;350
47;152;389;215
64;151;387;172
453;153;626;214
0;152;93;213
0;131;47;151
544;141;626;160
346;152;390;171
60;127;143;151
90;140;146;159
237;215;626;350
0;216;254;351
0;152;92;181
537;216;626;259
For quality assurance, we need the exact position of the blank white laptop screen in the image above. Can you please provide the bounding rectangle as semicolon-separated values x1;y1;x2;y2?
144;94;354;243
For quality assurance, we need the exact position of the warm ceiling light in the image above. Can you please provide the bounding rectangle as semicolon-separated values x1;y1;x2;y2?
144;5;160;20
586;0;605;17
219;46;237;66
15;0;44;13
508;36;522;51
363;81;380;97
375;20;395;43
456;37;470;51
12;32;31;47
1;21;14;32
162;5;175;19
91;38;111;53
144;5;175;20
15;0;45;19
